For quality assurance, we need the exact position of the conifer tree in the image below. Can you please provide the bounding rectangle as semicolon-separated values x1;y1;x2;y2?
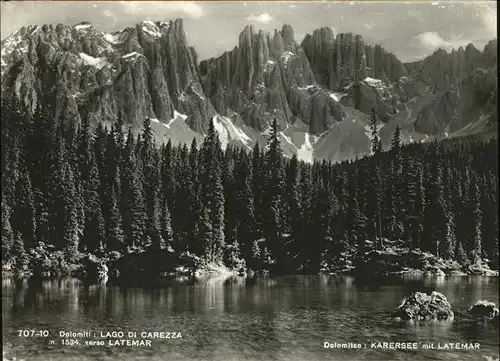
106;180;125;252
78;116;105;254
1;98;22;209
11;231;29;273
62;160;80;260
175;143;194;250
200;119;225;261
222;147;238;247
404;158;425;250
161;140;178;222
160;201;173;250
422;153;447;256
364;164;382;245
263;118;285;263
391;125;401;162
121;129;146;250
140;118;162;248
252;142;264;238
11;162;36;249
471;179;483;263
1;198;14;261
351;195;368;252
188;138;202;252
370;108;382;154
285;154;302;253
199;207;213;256
234;150;257;266
443;213;457;260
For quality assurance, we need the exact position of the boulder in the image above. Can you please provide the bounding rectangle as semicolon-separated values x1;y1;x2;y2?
77;254;108;280
392;291;454;321
467;301;500;319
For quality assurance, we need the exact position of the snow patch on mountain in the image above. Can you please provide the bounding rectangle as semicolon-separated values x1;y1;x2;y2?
223;118;252;149
279;132;298;150
74;24;92;31
104;33;122;44
213;115;252;150
297;133;314;163
213;116;229;150
141;22;161;38
159;110;188;128
362;77;386;91
122;52;144;61
174;110;188;121
330;92;346;101
79;53;108;69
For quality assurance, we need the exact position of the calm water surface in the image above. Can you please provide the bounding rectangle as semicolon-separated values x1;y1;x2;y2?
2;275;499;361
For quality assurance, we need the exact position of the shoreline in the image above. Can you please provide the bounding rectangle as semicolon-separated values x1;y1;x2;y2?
3;267;498;282
3;243;498;282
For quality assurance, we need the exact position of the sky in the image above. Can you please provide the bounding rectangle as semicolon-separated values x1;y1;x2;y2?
1;1;497;62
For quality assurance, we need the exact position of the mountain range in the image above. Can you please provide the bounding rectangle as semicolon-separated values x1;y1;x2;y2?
1;19;497;162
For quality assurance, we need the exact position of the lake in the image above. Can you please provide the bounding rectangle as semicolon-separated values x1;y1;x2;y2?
2;275;499;361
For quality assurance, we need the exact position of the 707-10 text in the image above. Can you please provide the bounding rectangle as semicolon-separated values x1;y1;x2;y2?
18;330;50;337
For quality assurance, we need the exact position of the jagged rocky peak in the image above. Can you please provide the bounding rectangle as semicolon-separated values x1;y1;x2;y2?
2;18;496;163
1;18;216;134
281;24;296;51
483;39;497;67
302;29;408;90
407;41;494;91
200;23;326;133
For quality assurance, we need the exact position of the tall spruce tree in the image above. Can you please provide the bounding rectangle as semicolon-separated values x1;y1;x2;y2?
370;108;382;154
11;162;36;249
140;118;162;248
121;129;146;251
422;149;447;257
263;118;285;265
470;178;483;264
234;149;257;267
78;116;105;254
1;198;14;261
175;143;194;250
200;119;225;262
285;154;302;256
187;138;202;253
62;160;80;260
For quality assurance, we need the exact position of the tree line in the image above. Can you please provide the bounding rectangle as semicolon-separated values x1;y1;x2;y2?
1;98;498;274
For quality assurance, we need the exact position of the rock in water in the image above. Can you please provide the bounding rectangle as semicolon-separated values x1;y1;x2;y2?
77;254;109;281
392;291;454;321
468;301;500;319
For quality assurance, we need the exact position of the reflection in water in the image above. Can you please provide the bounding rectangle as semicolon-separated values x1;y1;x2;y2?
2;275;499;361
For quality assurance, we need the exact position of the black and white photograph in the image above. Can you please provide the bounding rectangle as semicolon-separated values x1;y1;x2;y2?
1;1;498;360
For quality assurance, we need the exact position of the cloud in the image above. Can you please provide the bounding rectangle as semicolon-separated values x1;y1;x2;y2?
120;1;204;18
414;31;470;52
415;31;451;49
246;13;273;24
